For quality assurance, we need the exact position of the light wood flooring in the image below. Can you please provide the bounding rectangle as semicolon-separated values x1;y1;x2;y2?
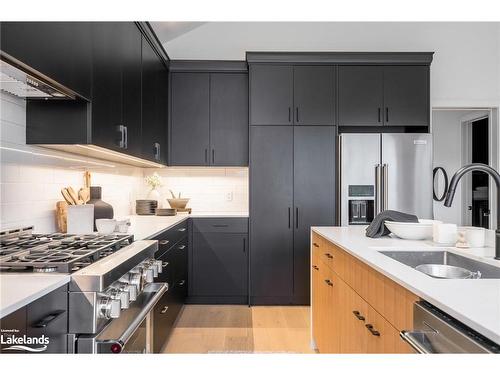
162;305;315;353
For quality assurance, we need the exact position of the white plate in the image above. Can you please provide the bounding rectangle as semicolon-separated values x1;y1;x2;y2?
384;219;440;240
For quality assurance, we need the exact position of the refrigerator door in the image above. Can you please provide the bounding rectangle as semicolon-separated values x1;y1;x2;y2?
381;134;433;219
340;134;381;226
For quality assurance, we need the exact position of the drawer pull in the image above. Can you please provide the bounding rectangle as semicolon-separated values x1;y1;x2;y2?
178;228;186;232
352;311;366;321
365;324;380;336
161;306;169;314
324;279;333;287
313;243;319;248
212;224;229;228
32;310;65;328
178;245;186;250
162;262;169;267
324;253;334;259
159;240;170;245
178;280;186;286
312;265;319;270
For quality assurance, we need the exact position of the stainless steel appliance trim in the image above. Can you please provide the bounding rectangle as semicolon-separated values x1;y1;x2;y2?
382;163;388;211
400;330;432;353
375;164;381;215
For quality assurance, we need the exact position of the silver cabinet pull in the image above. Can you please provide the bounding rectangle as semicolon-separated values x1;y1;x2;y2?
162;262;169;267
178;280;186;286
375;164;382;215
154;142;161;161
382;164;388;211
159;240;170;246
178;245;186;250
123;125;128;149
117;125;126;148
161;306;169;314
178;228;186;232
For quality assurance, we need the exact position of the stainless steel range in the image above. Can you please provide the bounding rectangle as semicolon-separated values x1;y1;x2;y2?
0;226;168;354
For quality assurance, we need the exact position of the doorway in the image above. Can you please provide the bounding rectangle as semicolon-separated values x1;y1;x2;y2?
470;117;490;228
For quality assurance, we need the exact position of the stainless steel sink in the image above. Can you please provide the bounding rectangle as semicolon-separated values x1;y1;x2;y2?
379;251;500;279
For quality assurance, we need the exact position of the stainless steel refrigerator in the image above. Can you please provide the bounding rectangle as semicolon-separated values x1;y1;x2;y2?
339;133;433;226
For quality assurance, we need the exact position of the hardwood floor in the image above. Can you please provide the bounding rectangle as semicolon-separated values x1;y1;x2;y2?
162;305;315;353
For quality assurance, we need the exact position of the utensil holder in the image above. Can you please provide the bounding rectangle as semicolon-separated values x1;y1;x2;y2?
67;204;94;234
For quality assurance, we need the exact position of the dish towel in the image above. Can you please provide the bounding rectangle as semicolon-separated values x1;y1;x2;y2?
365;210;419;238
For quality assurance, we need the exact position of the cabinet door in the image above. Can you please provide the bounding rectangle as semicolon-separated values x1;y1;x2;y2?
340;283;369;353
0;307;27;354
293;66;336;125
338;66;383;126
366;303;406;353
383;66;429;126
293;126;336;304
316;266;341;353
311;257;322;349
153;289;176;353
0;22;92;99
210;73;249;166
170;73;210;165
192;232;248;298
249;65;293;126
142;38;168;162
250;126;293;304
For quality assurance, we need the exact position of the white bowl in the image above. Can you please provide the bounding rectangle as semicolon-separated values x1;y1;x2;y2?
384;219;439;240
95;219;117;234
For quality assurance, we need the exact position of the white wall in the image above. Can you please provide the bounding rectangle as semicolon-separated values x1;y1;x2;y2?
163;22;500;107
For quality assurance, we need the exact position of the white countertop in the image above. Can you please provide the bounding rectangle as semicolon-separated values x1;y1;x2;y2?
126;212;248;240
312;226;500;345
0;274;70;318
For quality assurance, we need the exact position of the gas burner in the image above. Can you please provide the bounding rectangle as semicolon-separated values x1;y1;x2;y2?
33;266;58;273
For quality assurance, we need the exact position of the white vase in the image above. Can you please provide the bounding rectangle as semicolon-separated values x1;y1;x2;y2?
147;188;161;208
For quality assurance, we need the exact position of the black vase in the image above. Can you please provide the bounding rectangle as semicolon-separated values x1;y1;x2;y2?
88;186;114;231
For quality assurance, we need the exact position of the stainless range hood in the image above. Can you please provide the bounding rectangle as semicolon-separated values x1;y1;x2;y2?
0;52;76;99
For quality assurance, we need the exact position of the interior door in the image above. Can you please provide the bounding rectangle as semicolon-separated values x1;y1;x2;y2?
293;66;336;125
170;73;210;165
293;126;336;304
383;66;429;126
210;73;249;166
250;126;293;304
338;66;383;126
382;134;433;219
249;65;293;125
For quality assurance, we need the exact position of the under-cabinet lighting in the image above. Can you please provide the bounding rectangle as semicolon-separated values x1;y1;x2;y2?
74;145;165;168
0;145;117;168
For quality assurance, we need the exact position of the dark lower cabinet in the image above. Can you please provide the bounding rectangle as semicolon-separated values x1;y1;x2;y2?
0;285;68;354
250;126;336;305
250;126;294;304
189;218;249;304
152;224;188;353
292;127;336;304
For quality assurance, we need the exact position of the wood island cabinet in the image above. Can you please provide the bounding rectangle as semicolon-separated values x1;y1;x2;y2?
311;232;417;353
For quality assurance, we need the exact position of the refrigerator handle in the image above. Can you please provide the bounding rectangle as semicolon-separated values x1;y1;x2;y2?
382;164;388;211
375;164;381;215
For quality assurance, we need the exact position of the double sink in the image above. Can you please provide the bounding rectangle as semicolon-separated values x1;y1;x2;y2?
380;250;500;279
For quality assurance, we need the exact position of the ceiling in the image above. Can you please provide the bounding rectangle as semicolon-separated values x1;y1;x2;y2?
150;22;206;45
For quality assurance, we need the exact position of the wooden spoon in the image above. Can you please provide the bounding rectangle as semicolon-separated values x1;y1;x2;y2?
67;186;83;205
78;188;90;204
61;188;75;205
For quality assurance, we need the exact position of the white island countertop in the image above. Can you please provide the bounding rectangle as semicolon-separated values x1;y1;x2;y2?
0;273;70;318
127;211;249;240
312;226;500;345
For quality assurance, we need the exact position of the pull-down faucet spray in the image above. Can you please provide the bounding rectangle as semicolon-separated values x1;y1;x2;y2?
444;163;500;260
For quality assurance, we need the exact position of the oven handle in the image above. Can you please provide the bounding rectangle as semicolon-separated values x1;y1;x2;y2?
400;330;433;354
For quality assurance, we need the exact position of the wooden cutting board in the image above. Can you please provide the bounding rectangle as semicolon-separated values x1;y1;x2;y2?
56;201;68;233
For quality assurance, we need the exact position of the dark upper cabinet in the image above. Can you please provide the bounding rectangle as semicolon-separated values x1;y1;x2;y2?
141;37;168;163
293;66;336;125
170;73;210;166
292;126;336;304
210;73;249;166
338;66;384;126
169;71;248;166
0;22;92;99
249;65;293;125
383;66;429;126
91;22;142;157
338;65;430;127
250;126;294;304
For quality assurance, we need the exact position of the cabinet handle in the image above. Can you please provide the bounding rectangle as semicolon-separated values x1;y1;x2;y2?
178;280;186;286
296;107;299;123
32;310;65;328
205;148;208;164
288;107;291;123
385;107;389;123
295;207;299;229
159;240;170;246
178;245;186;250
288;207;291;228
378;108;381;123
243;237;246;253
313;243;319;248
324;279;333;287
352;310;366;321
212;224;229;228
178;228;186;232
324;253;334;259
124;125;128;149
162;262;169;267
365;324;381;336
154;142;161;161
117;125;126;148
161;306;169;314
312;265;319;270
212;149;215;164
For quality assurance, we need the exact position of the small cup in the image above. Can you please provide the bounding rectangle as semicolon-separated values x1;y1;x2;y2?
460;226;486;248
432;223;458;245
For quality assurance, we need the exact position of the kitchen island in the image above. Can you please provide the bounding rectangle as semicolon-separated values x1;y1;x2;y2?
311;226;500;352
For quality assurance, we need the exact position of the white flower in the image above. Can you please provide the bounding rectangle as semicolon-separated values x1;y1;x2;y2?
145;173;162;189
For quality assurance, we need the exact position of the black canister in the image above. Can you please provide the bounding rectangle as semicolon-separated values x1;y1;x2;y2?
88;186;114;231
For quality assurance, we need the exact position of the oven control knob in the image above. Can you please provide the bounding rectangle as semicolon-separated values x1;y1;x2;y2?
128;271;145;293
127;284;138;301
142;266;154;283
99;297;121;319
154;260;163;274
117;290;130;309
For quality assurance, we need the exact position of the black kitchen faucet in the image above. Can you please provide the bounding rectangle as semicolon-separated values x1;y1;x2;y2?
444;163;500;260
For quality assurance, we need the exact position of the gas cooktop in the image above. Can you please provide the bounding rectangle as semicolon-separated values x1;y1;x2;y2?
0;226;133;273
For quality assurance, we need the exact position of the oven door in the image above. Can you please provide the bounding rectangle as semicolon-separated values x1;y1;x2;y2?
77;283;168;354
